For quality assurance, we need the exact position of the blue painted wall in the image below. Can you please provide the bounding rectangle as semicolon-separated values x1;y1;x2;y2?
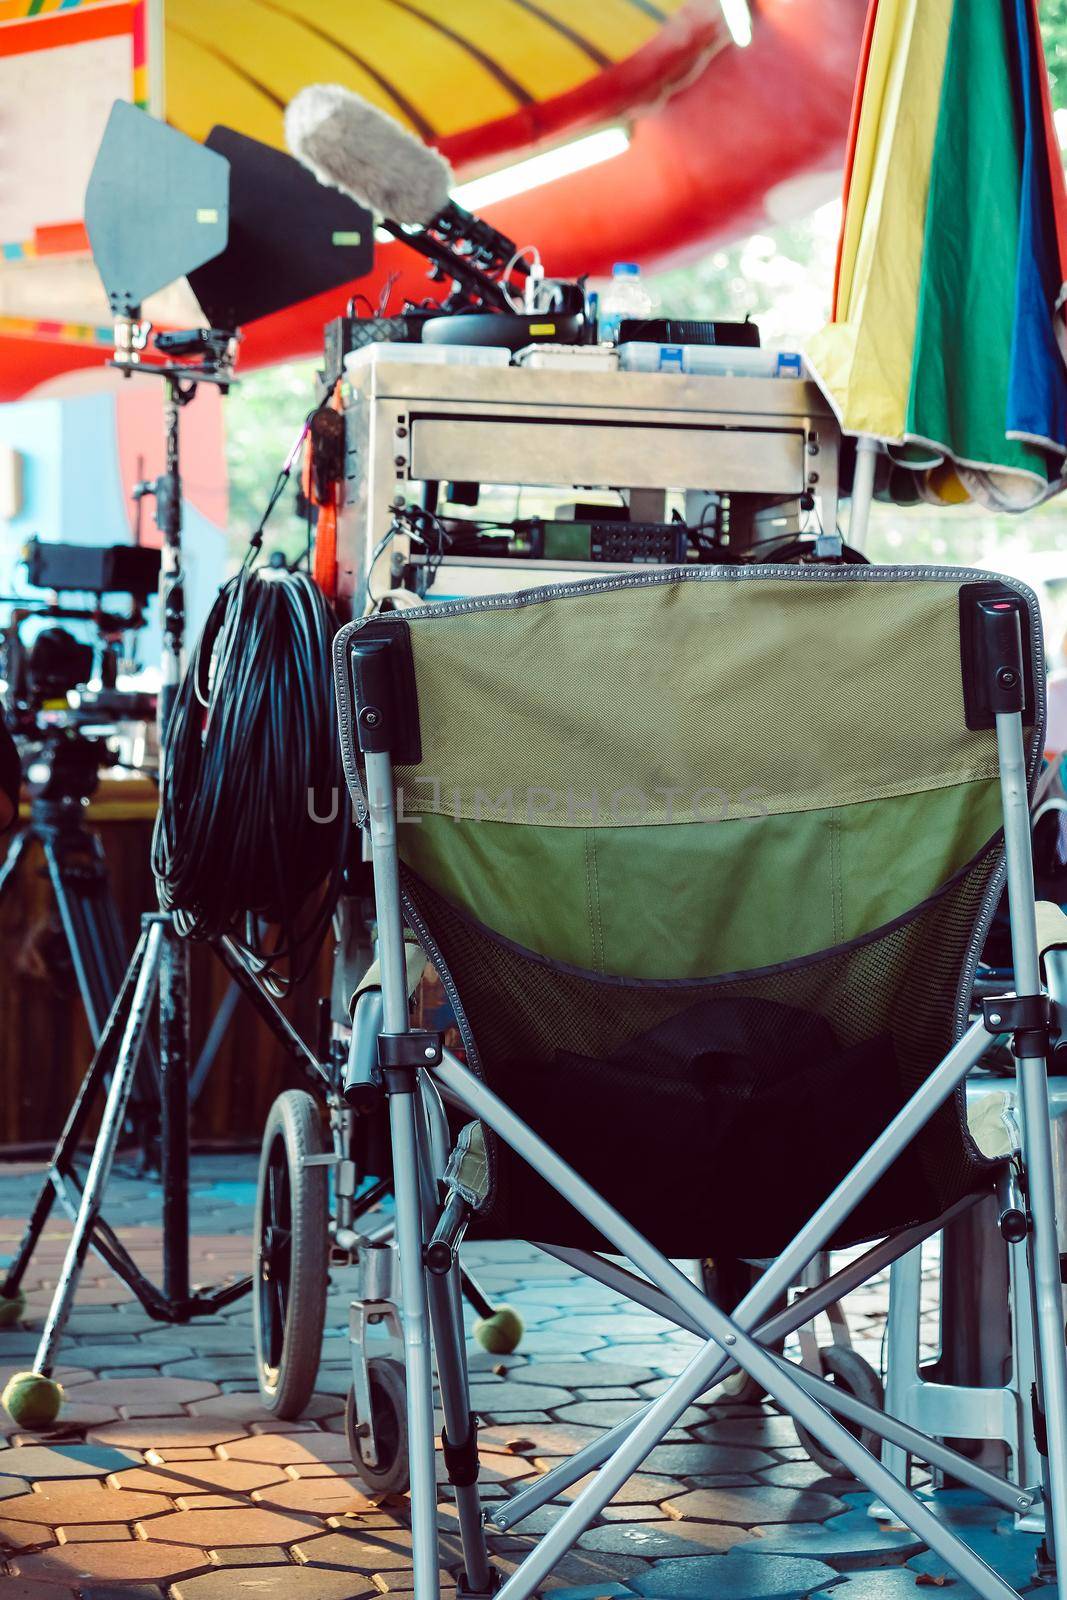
0;393;225;660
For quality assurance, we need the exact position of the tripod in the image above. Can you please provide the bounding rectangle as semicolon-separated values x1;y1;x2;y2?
0;349;254;1408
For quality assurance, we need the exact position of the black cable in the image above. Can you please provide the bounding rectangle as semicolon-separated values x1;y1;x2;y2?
152;567;351;994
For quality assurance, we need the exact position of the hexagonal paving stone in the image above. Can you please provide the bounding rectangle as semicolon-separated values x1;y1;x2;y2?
12;1539;207;1582
160;1358;260;1382
207;1544;290;1565
75;1379;219;1409
632;1551;839;1598
752;1510;926;1569
587;1345;691;1373
170;1567;378;1598
55;1524;134;1543
577;1520;754;1558
0;1513;53;1545
480;1423;604;1458
556;1472;681;1507
0;1581;81;1600
108;1460;286;1494
251;1476;379;1515
188;1393;340;1423
508;1363;654;1389
88;1420;246;1450
759;1461;856;1492
694;1413;805;1448
0;1482;174;1525
468;1383;573;1414
218;1432;353;1466
59;1345;193;1370
552;1401;647;1428
0;1444;139;1480
641;1442;776;1476
134;1507;317;1546
813;1573;984;1600
663;1486;847;1526
292;1527;417;1570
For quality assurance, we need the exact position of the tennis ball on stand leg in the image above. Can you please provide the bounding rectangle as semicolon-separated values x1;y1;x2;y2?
0;1289;25;1327
473;1305;524;1355
2;1371;63;1428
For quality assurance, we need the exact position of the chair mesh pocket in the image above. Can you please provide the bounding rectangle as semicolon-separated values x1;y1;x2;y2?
404;841;1003;1257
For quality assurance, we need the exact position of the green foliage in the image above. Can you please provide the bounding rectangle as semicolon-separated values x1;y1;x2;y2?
223;360;319;569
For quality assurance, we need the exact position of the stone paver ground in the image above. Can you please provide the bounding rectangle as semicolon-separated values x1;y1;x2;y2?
0;1154;1050;1598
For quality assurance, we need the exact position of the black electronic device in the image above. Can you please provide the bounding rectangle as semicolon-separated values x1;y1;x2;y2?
323;313;429;386
616;317;761;348
532;520;689;565
24;538;161;598
429;518;690;566
421;306;587;351
189;125;373;330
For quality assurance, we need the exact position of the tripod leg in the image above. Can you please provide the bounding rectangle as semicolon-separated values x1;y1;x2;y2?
0;827;30;900
2;921;163;1427
159;925;190;1308
42;829;161;1166
42;834;115;1044
189;980;240;1105
1;924;145;1318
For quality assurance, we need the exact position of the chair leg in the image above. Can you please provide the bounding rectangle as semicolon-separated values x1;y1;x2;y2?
1016;1050;1067;1596
882;1245;924;1488
388;1085;440;1600
428;1267;494;1596
996;706;1067;1594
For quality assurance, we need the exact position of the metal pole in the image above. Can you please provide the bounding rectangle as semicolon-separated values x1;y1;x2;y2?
365;747;439;1598
848;434;879;548
998;708;1067;1599
157;374;191;1309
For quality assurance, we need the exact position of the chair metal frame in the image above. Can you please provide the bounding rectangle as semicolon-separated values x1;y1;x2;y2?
349;621;1067;1600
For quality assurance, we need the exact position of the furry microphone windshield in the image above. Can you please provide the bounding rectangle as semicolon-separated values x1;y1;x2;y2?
284;84;454;226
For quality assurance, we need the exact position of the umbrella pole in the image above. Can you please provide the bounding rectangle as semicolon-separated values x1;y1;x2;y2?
848;435;880;548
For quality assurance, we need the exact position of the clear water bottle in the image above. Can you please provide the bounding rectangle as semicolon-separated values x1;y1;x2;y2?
596;262;653;344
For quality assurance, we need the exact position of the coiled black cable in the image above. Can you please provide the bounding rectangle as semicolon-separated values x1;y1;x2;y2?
152;567;350;994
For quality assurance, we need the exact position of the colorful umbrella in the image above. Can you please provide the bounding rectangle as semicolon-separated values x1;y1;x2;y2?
807;0;1067;511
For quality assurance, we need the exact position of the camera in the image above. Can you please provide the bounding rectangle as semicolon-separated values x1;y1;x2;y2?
2;538;161;802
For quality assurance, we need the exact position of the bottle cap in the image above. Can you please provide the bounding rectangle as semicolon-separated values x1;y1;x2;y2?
612;262;640;276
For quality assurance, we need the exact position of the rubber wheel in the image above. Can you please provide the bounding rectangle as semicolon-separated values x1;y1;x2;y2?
793;1345;885;1477
701;1257;780;1404
346;1357;409;1496
253;1090;329;1418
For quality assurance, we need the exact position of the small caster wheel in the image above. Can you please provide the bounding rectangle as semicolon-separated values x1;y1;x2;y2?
253;1091;329;1419
346;1357;409;1496
793;1345;884;1477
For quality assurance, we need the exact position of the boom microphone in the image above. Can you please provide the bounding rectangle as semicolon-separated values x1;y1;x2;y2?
284;83;452;226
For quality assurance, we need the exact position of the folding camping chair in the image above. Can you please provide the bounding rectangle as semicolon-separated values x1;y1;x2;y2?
333;564;1067;1600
